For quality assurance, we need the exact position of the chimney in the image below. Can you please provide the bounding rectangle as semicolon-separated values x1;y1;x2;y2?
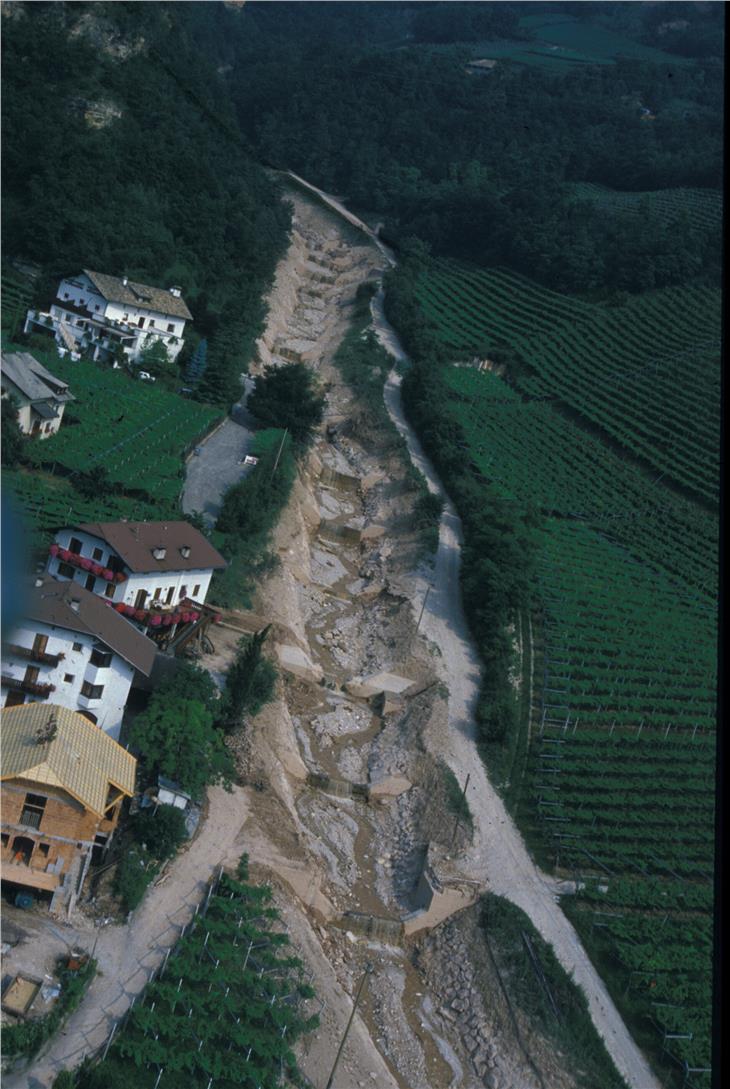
169;286;181;298
35;577;44;588
69;598;81;613
152;547;167;561
180;545;191;559
122;276;129;287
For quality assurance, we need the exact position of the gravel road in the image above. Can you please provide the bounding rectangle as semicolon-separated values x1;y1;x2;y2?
182;378;256;526
372;288;662;1089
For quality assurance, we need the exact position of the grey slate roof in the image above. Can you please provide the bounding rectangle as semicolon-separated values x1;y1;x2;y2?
21;578;157;675
82;270;193;322
0;352;74;405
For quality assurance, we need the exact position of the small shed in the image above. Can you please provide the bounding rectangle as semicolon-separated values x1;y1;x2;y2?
156;776;191;810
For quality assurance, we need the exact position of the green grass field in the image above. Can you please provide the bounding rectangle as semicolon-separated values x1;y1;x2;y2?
416;261;721;506
411;259;718;1084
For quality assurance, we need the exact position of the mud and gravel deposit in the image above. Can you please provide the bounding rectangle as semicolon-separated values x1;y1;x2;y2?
233;193;593;1089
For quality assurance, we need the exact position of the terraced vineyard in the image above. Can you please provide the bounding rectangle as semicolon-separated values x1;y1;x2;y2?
416;260;721;505
1;270;34;336
2;345;222;552
422;268;719;1084
19;348;222;504
442;368;718;594
3;469;164;553
568;183;723;233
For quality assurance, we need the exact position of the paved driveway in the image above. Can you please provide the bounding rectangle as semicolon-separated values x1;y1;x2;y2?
182;378;257;527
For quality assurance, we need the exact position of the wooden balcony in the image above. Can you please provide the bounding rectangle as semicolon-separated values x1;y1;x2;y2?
1;675;55;697
4;643;64;667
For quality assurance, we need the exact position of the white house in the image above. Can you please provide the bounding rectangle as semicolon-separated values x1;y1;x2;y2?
24;270;192;365
45;520;226;640
1;351;74;438
1;579;157;739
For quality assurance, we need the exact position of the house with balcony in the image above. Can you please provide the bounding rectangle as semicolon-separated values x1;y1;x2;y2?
0;703;136;914
1;578;157;739
46;520;226;646
1;350;74;438
24;269;192;365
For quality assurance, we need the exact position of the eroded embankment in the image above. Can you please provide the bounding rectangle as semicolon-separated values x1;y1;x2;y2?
227;193;603;1089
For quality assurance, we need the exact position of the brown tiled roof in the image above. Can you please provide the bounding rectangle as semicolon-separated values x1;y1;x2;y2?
25;579;156;675
82;269;193;321
74;521;227;575
1;704;136;817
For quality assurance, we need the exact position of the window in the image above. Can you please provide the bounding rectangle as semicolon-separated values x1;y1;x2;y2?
85;574;96;591
138;317;145;328
64;673;75;683
1;833;9;847
179;586;188;599
20;793;47;830
149;319;155;328
63;292;70;299
90;649;112;668
193;584;201;597
153;587;162;601
134;588;148;609
167;323;175;333
72;642;83;652
165;587;175;605
68;537;83;555
92;547;104;561
95;304;101;311
80;299;86;306
38;843;49;857
58;562;75;578
123;313;129;321
105;582;116;599
81;681;104;700
32;634;48;655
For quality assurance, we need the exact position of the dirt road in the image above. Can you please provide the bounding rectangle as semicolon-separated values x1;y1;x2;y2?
9;785;250;1089
372;290;663;1089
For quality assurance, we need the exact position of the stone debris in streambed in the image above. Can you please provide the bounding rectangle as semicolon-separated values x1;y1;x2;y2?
296;793;359;892
366;963;433;1089
336;743;367;781
310;547;350;588
317;489;356;521
310;700;374;746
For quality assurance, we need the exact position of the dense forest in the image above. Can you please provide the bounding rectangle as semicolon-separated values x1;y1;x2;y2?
1;0;291;402
3;1;723;325
226;1;723;293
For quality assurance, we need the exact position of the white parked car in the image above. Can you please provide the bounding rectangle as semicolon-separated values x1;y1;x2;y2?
138;371;156;382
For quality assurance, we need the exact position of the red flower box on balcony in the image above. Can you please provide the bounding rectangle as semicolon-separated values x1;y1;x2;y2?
134;609;146;621
103;569;114;581
162;615;172;626
150;615;162;627
114;603;126;613
115;572;126;583
49;543;60;557
80;558;93;571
